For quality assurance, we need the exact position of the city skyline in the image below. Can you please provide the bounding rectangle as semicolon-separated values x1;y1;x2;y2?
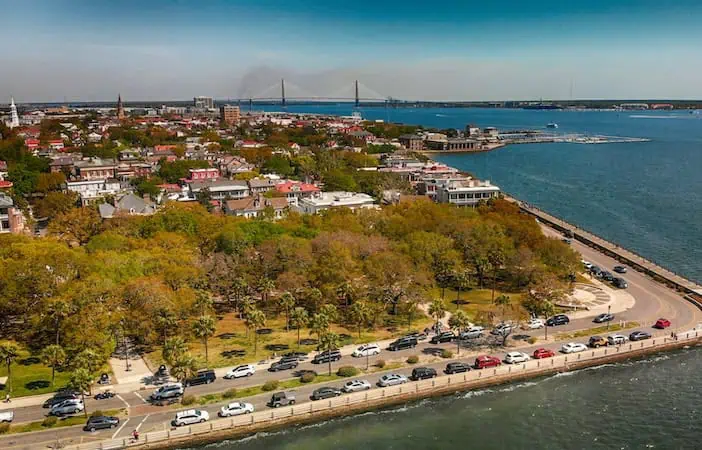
3;0;702;102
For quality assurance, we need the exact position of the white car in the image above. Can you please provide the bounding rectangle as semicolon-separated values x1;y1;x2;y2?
0;410;13;423
460;326;484;340
607;334;628;345
50;399;84;416
342;379;372;393
224;364;256;379
525;318;545;329
377;374;408;387
491;322;516;336
352;344;381;358
218;402;254;417
172;409;209;427
561;343;588;354
582;260;593;270
504;352;531;364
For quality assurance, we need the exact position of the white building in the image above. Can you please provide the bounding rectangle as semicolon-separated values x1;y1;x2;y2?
294;191;376;215
65;179;121;206
436;179;500;207
188;179;249;201
7;98;19;128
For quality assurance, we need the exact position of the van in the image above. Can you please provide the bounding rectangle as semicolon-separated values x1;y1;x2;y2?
411;367;437;380
150;383;184;401
312;350;342;364
184;369;216;387
388;336;417;351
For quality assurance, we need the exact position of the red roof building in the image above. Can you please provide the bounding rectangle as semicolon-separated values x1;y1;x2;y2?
25;138;40;150
274;181;320;204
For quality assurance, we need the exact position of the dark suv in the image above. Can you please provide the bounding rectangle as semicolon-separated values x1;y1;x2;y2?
444;362;471;374
430;331;456;344
312;350;342;364
184;369;216;387
411;367;437;380
269;357;299;372
546;314;570;327
388;336;418;351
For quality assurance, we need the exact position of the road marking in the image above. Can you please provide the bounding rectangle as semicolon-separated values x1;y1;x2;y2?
112;417;130;439
117;394;130;408
135;414;150;432
134;392;147;403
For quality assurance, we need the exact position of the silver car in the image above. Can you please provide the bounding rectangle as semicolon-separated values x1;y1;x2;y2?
342;379;372;393
377;374;408;387
50;399;84;416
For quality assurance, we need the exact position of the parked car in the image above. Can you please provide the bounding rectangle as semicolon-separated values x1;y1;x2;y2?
582;260;593;270
83;416;119;432
172;409;209;427
410;367;437;380
268;392;296;408
525;318;545;329
593;313;614;323
218;402;254;417
491;323;516;336
444;362;471;374
459;326;484;340
388;336;417;351
630;331;652;341
312;350;342;364
352;344;381;358
546;315;570;327
561;343;587;354
474;355;502;369
311;387;343;400
430;331;456;344
588;336;608;348
377;374;408;387
613;266;627;274
654;318;671;329
607;334;628;345
533;348;555;359
184;369;216;387
155;364;169;379
601;271;615;282
50;399;84;416
282;351;308;361
405;331;428;341
94;390;115;400
612;277;628;289
269;358;299;372
0;410;14;423
342;379;372;393
150;383;184;401
590;266;603;277
562;238;572;245
224;364;256;379
504;352;530;364
43;392;78;408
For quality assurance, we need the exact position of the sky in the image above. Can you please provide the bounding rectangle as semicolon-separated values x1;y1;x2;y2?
2;0;702;102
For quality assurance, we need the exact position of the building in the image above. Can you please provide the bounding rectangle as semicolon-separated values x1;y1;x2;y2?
223;195;288;219
98;193;156;219
416;174;471;200
220;105;240;124
425;137;478;151
0;161;7;180
188;168;220;181
194;96;214;109
188;179;249;201
398;134;423;151
7;98;20;128
74;158;118;181
295;191;376;214
117;94;125;120
65;179;121;206
436;179;500;206
50;156;77;174
274;180;320;205
48;139;65;151
248;178;281;195
0;192;26;234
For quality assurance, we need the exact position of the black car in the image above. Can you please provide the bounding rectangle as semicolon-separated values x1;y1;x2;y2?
43;392;78;409
184;369;216;387
388;336;418;351
444;362;471;374
282;351;308;361
312;350;342;364
411;367;437;381
546;314;570;327
593;313;614;323
630;331;652;341
83;416;119;432
612;277;628;289
601;271;614;282
613;266;627;274
269;358;299;372
590;266;602;277
430;331;456;344
310;387;342;400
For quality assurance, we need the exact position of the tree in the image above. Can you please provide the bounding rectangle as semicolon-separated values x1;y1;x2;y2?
523;274;568;340
69;368;93;417
35;172;66;193
72;349;102;379
320;304;339;323
192;315;216;363
194;290;214;315
46;299;72;346
0;343;19;394
155;308;178;346
48;207;101;247
318;331;341;376
170;353;198;391
244;308;266;355
428;299;446;333
349;301;370;338
290;307;309;347
34;192;78;220
323;169;358;192
257;278;275;304
41;345;66;386
309;312;330;343
163;336;188;366
277;292;296;331
493;294;511;322
448;310;471;355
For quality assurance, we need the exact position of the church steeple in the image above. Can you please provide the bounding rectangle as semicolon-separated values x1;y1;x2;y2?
117;93;125;120
8;97;19;128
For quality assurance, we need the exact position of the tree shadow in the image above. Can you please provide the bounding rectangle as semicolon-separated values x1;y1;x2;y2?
256;328;273;335
19;357;40;366
421;347;444;356
300;339;317;346
217;333;238;340
221;349;246;358
265;344;289;352
25;380;50;390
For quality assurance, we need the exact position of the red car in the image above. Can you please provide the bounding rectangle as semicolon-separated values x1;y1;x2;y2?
533;348;555;359
474;355;502;369
654;318;671;329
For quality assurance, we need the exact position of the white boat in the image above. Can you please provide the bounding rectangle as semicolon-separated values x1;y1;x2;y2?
546;123;558;129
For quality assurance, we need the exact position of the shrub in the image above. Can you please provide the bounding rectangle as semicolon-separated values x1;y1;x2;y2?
406;355;419;364
336;366;359;377
262;380;279;392
42;416;58;428
181;395;196;406
90;410;104;418
375;359;386;368
0;423;10;434
440;349;453;359
528;337;538;345
300;372;316;383
222;388;238;399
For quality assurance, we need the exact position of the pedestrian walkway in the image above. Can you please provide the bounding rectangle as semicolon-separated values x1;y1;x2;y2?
110;355;153;386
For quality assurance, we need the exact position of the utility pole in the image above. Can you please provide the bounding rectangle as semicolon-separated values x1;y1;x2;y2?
281;78;286;107
354;80;359;107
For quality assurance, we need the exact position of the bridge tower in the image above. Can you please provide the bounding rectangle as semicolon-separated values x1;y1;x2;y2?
281;78;286;107
354;80;359;107
249;98;253;112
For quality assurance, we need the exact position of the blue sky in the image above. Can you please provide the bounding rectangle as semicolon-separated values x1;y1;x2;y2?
3;0;702;101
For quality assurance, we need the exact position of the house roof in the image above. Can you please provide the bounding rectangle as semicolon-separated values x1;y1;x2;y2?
225;195;288;212
275;181;320;194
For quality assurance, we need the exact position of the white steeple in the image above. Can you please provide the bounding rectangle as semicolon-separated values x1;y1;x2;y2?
8;97;20;128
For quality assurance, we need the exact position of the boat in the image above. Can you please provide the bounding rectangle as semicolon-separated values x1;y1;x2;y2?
546;123;559;129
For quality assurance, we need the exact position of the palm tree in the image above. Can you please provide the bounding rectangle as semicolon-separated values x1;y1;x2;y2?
309;313;330;343
336;282;355;308
428;299;447;333
155;308;178;347
493;294;511;322
72;349;101;376
194;290;214;315
541;301;556;340
41;345;66;387
257;278;275;304
448;310;470;355
239;296;256;334
0;343;20;394
170;353;198;391
349;302;370;338
290;307;309;347
320;304;339;323
69;368;93;417
305;288;323;313
163;336;188;366
46;299;71;346
453;270;470;309
318;331;341;376
277;292;296;331
245;309;266;355
192;315;216;363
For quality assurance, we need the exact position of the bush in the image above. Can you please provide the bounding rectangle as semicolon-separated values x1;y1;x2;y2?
181;395;196;406
300;372;316;383
262;380;279;392
336;366;359;377
222;388;238;399
42;416;58;428
406;355;419;364
375;359;386;368
90;410;104;418
0;423;10;434
440;349;453;359
528;337;538;345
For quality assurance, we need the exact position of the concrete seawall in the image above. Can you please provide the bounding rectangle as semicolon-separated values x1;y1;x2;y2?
66;330;702;450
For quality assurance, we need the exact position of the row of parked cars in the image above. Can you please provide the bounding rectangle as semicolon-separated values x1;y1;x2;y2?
583;260;629;288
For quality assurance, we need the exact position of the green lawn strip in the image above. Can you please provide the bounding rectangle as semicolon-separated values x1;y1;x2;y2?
556;321;640;340
1;409;124;435
0;346;73;398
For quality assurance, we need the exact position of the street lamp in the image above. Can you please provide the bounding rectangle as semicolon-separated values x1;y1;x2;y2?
606;305;612;332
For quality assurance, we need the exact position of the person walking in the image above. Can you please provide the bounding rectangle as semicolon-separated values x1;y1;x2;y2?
132;430;140;441
4;393;10;403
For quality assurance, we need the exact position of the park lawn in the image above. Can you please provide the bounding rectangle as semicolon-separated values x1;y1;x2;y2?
429;287;527;323
0;343;73;398
4;409;125;435
145;310;434;370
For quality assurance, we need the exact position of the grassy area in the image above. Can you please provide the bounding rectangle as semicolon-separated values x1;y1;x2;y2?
430;287;527;323
0;343;73;398
2;409;124;435
557;322;640;340
145;310;434;370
